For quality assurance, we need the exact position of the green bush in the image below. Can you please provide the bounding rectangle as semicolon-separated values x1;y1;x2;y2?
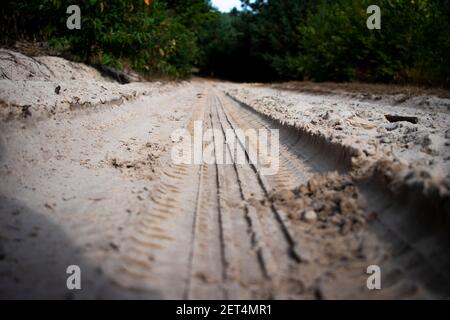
1;0;449;85
1;0;206;78
50;0;198;77
299;0;450;84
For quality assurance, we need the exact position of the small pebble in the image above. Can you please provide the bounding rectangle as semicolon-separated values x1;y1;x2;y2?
303;210;317;223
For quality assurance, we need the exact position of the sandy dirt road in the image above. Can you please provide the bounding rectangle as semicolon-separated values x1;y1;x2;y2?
1;54;449;299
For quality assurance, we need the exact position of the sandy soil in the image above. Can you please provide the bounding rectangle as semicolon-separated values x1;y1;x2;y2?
221;82;450;191
0;50;449;299
270;81;450;100
0;49;173;121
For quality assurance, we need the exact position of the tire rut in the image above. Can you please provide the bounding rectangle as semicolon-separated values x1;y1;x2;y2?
220;89;450;299
100;87;450;299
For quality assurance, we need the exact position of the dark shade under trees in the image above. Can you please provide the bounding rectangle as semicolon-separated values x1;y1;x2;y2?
1;0;449;85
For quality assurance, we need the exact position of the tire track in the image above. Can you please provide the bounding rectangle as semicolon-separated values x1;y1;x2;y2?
210;93;274;298
185;94;225;299
214;93;304;264
219;88;450;299
92;86;450;299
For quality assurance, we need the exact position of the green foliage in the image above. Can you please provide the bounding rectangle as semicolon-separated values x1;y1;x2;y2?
299;0;450;84
1;0;210;78
50;0;200;77
240;0;316;79
1;0;449;85
197;0;449;85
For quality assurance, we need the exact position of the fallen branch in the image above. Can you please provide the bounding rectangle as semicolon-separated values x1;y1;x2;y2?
385;114;418;124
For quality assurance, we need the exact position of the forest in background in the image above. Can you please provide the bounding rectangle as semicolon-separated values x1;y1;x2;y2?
1;0;449;86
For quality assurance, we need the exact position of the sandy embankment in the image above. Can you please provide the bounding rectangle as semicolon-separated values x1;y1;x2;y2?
1;48;450;299
221;83;450;201
0;49;178;120
0;49;195;298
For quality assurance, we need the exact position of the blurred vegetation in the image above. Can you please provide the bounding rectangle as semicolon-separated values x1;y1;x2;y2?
299;0;450;85
0;0;213;77
1;0;449;85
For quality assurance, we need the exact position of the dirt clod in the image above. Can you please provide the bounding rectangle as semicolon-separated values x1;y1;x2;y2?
385;114;418;124
302;210;317;223
271;172;366;233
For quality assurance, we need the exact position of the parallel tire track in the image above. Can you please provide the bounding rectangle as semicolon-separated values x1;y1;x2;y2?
102;87;450;299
